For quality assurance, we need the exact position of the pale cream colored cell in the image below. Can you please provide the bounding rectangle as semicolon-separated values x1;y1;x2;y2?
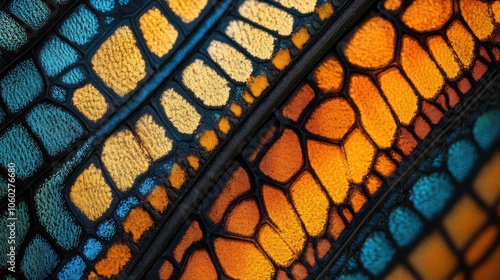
207;40;253;83
166;0;208;23
160;88;201;134
134;114;173;161
101;129;151;191
91;26;146;96
70;163;113;221
139;7;178;58
182;59;230;107
225;20;276;60
273;0;317;14
72;83;108;122
238;0;294;36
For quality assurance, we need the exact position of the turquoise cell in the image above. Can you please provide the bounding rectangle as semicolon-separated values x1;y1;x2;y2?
0;11;27;51
139;177;155;196
447;139;478;183
410;172;455;220
0;124;43;179
388;206;423;247
360;231;395;276
50;86;67;102
57;256;85;280
59;5;99;45
83;238;102;260
61;67;86;85
0;202;30;269
473;108;500;151
35;181;82;250
21;235;59;280
26;103;83;156
39;36;80;77
97;220;115;240
335;272;370;280
9;0;50;30
0;59;44;113
116;197;139;219
90;0;115;12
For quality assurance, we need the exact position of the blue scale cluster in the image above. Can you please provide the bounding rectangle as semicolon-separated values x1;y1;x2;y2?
116;197;139;219
26;103;83;156
359;231;395;276
35;181;82;250
139;177;155;197
473;108;500;151
0;124;43;179
409;172;455;220
97;219;116;240
57;256;85;280
0;11;27;51
1;59;44;113
21;235;59;280
9;0;50;30
50;86;67;102
61;67;87;85
59;5;99;45
447;139;479;183
388;206;423;247
90;0;115;12
39;36;80;77
0;202;30;269
83;238;102;260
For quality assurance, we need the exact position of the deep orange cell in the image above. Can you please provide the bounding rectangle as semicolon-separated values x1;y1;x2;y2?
174;221;203;263
248;75;269;98
146;186;168;213
313;57;344;94
214;238;275;280
199;130;219;152
292;27;310;50
460;0;495;41
179;250;217;280
365;174;383;195
259;128;303;183
317;238;332;259
291;263;308;280
400;36;444;100
343;16;396;69
445;86;460;108
401;0;452;32
272;49;292;71
465;226;498;265
343;128;376;184
348;74;397;148
225;199;260;237
414;116;431;140
305;242;316;267
458;77;472;95
307;140;350;204
123;207;153;242
208;166;251;223
349;188;367;213
342;208;353;222
262;184;306;255
277;270;290;280
397;127;418;156
422;101;444;125
95;244;131;278
328;208;345;239
282;84;315;122
472;60;488;81
158;260;174;280
383;0;402;11
473;245;500;280
168;163;186;190
305;97;355;141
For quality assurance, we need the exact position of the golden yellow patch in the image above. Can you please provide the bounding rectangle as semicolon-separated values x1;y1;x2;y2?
135;114;173;161
160;88;201;134
139;7;178;58
208;40;253;83
166;0;207;23
72;84;108;122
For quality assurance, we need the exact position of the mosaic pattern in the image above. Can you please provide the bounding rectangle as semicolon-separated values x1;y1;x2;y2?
1;0;500;279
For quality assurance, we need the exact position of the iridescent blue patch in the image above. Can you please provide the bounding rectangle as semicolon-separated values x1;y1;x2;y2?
0;11;27;51
50;86;67;102
473;108;500;151
26;103;83;156
360;231;395;276
59;5;99;45
57;256;85;280
39;36;80;77
9;0;50;30
97;219;116;240
0;124;43;179
447;139;478;183
388;206;423;247
410;172;455;220
90;0;115;12
116;197;139;219
139;177;155;196
61;67;87;85
21;235;59;280
83;238;102;261
0;59;43;113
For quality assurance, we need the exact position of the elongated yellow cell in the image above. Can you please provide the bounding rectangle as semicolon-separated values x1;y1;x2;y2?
378;67;418;125
446;20;476;69
166;0;207;23
348;74;397;149
290;171;330;236
182;59;230;107
72;84;108;122
134;114;173;160
208;40;253;83
273;0;316;14
426;35;461;79
225;20;275;60
258;224;296;266
139;7;178;58
239;0;294;36
400;36;444;99
92;26;146;96
160;88;201;134
69;163;113;221
101;129;150;191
